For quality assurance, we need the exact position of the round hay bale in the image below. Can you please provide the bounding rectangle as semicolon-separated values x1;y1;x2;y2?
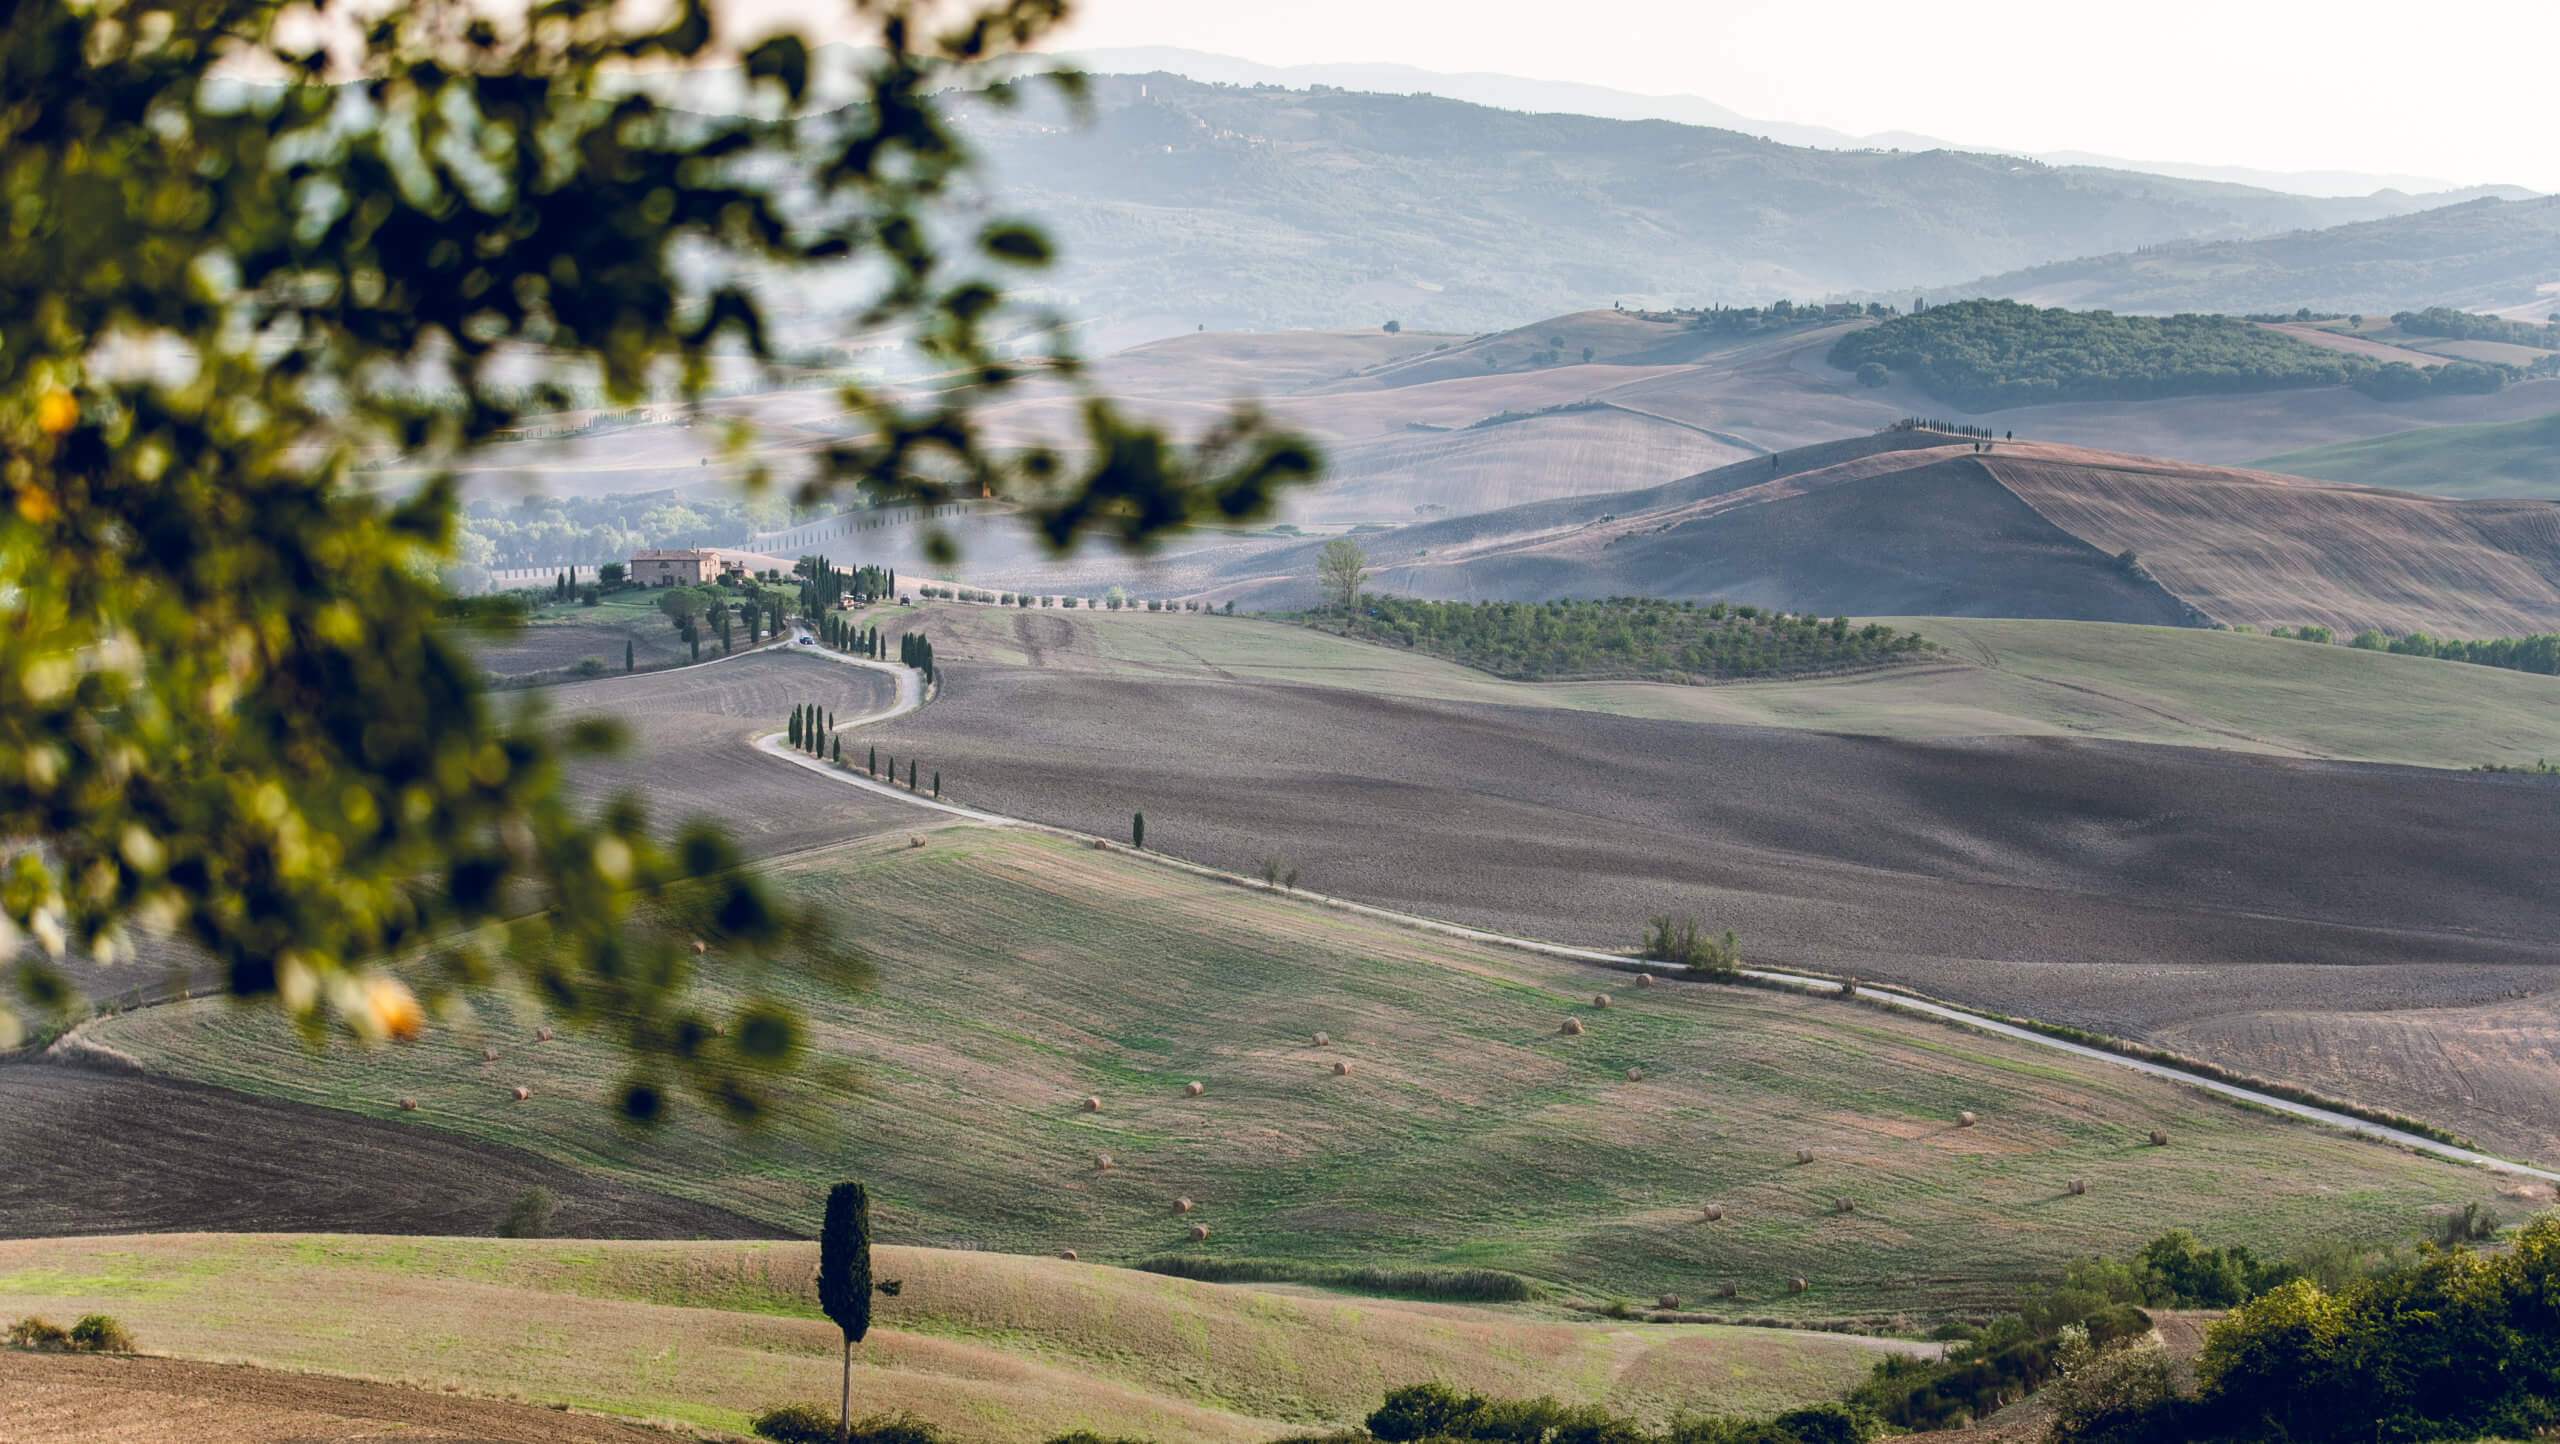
1095;1155;1114;1172
1834;1197;1854;1214
2150;1129;2170;1147
1636;973;1656;988
1184;1081;1204;1097
1593;993;1611;1008
480;1047;498;1063
1059;1249;1079;1261
1082;1096;1102;1112
396;1097;418;1112
1312;1031;1330;1047
1788;1277;1808;1294
535;1027;553;1043
1702;1203;1725;1222
1626;1067;1645;1082
1657;1293;1681;1310
511;1086;530;1102
1718;1281;1737;1299
2068;1178;2087;1196
1958;1110;1977;1127
1795;1147;1815;1165
1173;1197;1193;1214
1560;1018;1585;1036
1333;1060;1352;1076
691;939;707;955
909;837;925;849
1090;839;1110;851
1188;1224;1209;1242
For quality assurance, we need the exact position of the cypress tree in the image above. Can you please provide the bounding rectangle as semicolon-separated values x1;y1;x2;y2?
868;744;877;777
907;759;916;789
624;639;634;673
789;708;802;748
1132;811;1145;849
816;1182;874;1444
833;736;842;763
931;771;939;798
827;708;835;735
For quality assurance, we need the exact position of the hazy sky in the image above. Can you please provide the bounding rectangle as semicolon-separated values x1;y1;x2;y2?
1044;0;2560;192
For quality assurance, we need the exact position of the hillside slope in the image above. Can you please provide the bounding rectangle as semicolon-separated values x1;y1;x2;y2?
1201;436;2560;636
0;1235;1895;1442
2252;409;2560;499
1934;194;2560;316
966;75;2536;337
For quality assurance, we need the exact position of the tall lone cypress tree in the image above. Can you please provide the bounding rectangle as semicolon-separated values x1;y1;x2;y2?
907;759;916;790
833;736;843;764
624;639;633;673
931;771;940;798
868;745;877;777
1132;811;1145;849
817;1182;873;1444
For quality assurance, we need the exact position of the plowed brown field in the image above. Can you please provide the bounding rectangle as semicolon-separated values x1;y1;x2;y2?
863;667;2560;1097
543;649;914;857
0;1352;670;1444
0;1065;781;1240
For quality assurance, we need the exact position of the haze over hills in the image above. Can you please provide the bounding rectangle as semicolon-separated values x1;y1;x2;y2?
1055;46;2494;200
1931;195;2560;316
957;73;2525;342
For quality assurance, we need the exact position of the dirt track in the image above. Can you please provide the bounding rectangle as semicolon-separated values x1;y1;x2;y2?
864;666;2560;1039
0;1065;784;1241
0;1351;669;1443
543;648;915;858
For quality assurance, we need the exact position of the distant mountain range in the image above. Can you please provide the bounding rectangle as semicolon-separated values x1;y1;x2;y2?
957;73;2538;342
1060;47;2498;201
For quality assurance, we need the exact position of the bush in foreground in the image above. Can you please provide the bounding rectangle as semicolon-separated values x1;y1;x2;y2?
753;1406;945;1444
1366;1382;1878;1444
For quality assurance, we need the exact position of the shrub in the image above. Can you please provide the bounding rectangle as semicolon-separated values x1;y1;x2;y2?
6;1316;70;1349
67;1314;134;1353
573;655;607;676
2044;1325;2177;1440
1642;915;1740;976
754;1406;946;1444
498;1186;559;1238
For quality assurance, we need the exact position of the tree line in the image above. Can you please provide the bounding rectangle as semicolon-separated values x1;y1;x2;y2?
1334;597;1932;683
2349;627;2560;675
1828;299;2533;411
2391;306;2560;349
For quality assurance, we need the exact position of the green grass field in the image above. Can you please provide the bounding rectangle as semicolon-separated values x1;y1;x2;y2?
0;1233;1900;1440
2253;410;2560;500
904;604;2560;768
85;828;2512;1321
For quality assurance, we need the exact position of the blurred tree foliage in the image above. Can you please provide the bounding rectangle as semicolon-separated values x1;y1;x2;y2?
0;0;1315;1116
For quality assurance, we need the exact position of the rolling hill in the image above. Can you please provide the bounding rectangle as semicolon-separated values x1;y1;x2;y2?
74;825;2525;1311
961;75;2532;340
0;1233;1899;1442
1196;433;2560;637
2252;409;2560;499
1932;194;2560;316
